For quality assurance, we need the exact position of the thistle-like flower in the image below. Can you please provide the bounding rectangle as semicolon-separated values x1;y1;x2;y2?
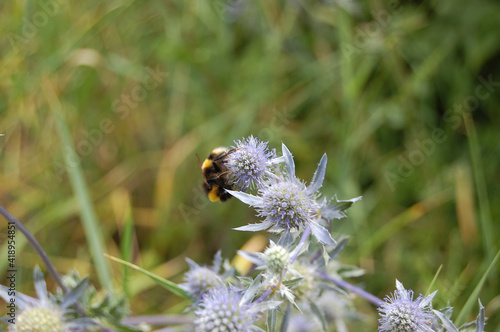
0;266;95;332
286;261;318;301
378;280;436;332
262;242;290;275
238;240;300;275
180;251;229;302
225;135;283;191
194;285;280;332
228;143;361;246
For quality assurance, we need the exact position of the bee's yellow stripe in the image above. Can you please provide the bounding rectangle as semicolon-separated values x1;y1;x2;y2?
208;186;220;202
202;159;213;170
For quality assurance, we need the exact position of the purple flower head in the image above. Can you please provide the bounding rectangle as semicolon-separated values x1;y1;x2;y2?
180;251;228;302
228;143;361;247
194;285;280;332
238;240;296;276
0;266;95;332
378;280;437;332
225;135;283;191
194;287;258;332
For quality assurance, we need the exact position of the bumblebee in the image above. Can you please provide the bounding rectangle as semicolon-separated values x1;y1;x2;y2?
197;147;236;202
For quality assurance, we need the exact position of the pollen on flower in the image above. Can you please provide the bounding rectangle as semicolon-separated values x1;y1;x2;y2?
259;181;314;231
287;262;316;301
183;266;224;300
194;287;259;332
14;307;66;332
378;282;435;332
225;136;277;190
263;243;290;274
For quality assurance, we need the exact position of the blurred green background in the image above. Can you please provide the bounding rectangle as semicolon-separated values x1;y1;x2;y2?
1;0;499;330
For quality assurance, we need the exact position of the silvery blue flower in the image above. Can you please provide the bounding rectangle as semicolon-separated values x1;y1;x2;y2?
228;143;361;246
180;251;230;302
0;266;96;332
225;135;284;191
378;280;436;332
238;241;306;307
237;240;302;276
286;260;319;301
194;285;280;332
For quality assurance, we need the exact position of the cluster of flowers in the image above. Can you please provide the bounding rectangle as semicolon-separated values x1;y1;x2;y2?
0;136;487;331
181;136;486;331
0;267;143;332
181;136;365;331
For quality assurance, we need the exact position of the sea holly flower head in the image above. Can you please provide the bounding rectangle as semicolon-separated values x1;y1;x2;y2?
15;306;66;332
378;280;436;332
194;285;280;332
238;240;301;276
225;135;284;191
0;266;96;332
286;261;318;301
180;251;229;301
229;143;361;247
262;241;291;274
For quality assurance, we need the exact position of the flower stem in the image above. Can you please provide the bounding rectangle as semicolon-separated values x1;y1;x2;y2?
0;205;119;331
319;271;384;306
289;225;311;264
0;204;67;292
253;286;273;305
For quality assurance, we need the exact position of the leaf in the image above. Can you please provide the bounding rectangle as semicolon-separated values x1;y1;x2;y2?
105;254;192;301
280;304;291;332
476;299;485;332
233;219;274;232
331;196;363;213
282;277;305;288
307;153;327;195
185;257;200;270
310;221;336;246
329;236;349;260
281;143;295;177
420;290;437;308
237;250;265;266
267;308;278;332
456;248;500;325
47;90;113;291
310;301;328;331
242;273;263;304
33;266;48;304
120;203;134;298
252;300;282;314
433;309;459;332
212;250;222;273
226;190;262;206
61;278;89;309
237;276;254;287
0;285;37;310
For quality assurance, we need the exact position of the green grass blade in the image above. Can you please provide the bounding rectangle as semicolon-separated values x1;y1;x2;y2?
456;249;500;325
105;254;192;301
426;265;442;296
120;204;134;298
43;83;113;291
463;115;494;260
